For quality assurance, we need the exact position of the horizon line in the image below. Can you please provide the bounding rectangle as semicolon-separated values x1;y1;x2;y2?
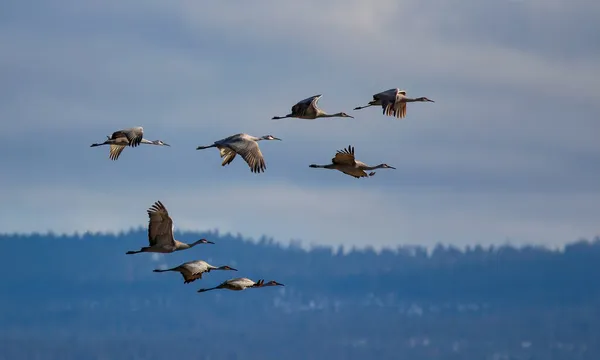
1;228;598;254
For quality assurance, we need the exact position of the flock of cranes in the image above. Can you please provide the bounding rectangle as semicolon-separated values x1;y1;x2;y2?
125;200;285;293
90;88;433;295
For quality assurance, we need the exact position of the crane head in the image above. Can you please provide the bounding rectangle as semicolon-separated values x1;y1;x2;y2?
419;97;434;102
382;164;396;169
194;238;215;245
262;135;282;141
265;280;285;287
153;140;171;146
339;112;354;118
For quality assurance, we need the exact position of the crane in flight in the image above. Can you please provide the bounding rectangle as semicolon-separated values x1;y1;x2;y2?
272;94;353;120
197;278;284;293
353;88;434;119
125;201;214;255
153;260;237;284
309;145;395;178
196;133;281;173
90;126;170;160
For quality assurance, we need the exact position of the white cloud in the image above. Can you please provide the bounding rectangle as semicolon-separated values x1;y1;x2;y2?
165;1;600;98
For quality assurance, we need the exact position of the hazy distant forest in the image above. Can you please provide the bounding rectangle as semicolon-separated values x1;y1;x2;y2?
1;230;599;360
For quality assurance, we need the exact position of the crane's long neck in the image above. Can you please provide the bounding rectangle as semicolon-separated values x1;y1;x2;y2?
174;240;190;250
318;112;344;118
403;97;425;102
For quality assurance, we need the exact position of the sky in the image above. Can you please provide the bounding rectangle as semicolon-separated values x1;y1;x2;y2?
1;0;599;250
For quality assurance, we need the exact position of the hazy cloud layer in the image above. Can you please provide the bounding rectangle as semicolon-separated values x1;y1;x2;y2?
1;182;598;250
0;0;598;248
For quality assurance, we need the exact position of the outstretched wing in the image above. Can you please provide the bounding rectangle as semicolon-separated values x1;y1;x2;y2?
146;201;176;247
377;89;407;118
392;91;408;118
374;88;403;100
394;102;407;118
219;147;237;166
229;277;256;289
215;133;243;145
179;261;209;284
181;271;203;284
340;167;370;178
383;101;406;118
111;127;144;147
332;145;356;166
227;140;266;173
291;94;321;117
109;145;126;161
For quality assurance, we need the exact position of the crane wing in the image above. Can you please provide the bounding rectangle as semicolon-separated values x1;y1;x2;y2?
178;262;209;284
112;127;143;147
181;271;204;284
394;102;407;118
297;94;321;106
146;201;176;247
227;140;266;173
332;145;356;166
340;167;370;178
392;92;407;118
219;147;237;166
291;95;321;117
229;277;256;288
109;145;126;161
215;133;244;145
379;91;407;118
374;88;403;99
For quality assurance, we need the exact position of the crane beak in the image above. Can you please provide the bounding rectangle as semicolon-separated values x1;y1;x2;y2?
163;143;171;146
274;137;282;141
388;166;396;169
427;99;435;102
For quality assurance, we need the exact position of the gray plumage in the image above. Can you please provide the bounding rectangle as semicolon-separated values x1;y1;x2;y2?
125;201;215;255
309;145;396;178
153;260;237;284
197;278;284;293
90;126;170;160
353;88;434;118
196;133;282;173
272;94;354;120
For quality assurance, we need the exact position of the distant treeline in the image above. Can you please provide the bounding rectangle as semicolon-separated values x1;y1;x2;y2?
1;230;599;305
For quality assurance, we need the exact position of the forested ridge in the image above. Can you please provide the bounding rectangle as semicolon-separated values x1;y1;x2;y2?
1;230;599;359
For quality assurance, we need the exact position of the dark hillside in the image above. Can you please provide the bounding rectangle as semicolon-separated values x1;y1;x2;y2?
0;231;599;359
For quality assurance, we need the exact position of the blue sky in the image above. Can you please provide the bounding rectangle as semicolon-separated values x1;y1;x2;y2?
1;0;599;249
